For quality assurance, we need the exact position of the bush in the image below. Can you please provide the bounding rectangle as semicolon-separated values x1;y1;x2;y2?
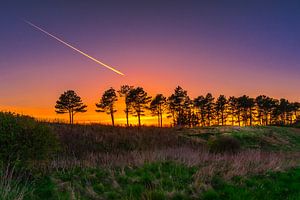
208;136;241;154
0;112;59;168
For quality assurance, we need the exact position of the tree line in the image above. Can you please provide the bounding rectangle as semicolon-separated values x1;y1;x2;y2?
55;86;300;127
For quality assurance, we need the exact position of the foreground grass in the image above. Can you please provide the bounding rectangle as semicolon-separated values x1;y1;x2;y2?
0;165;30;200
22;162;300;200
1;113;300;199
202;167;300;200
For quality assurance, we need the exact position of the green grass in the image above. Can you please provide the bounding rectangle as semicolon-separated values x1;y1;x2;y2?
184;126;300;151
202;167;300;200
1;113;300;200
29;162;197;200
229;126;300;151
19;162;300;200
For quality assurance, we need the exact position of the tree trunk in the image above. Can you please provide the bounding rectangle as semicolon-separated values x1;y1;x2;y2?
111;112;115;127
221;110;224;125
69;111;72;124
71;111;74;125
125;107;129;126
157;112;160;127
160;113;163;127
138;112;141;127
250;110;252;126
172;111;175;127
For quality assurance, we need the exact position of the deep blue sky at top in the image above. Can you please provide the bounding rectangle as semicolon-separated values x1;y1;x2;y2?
1;0;299;70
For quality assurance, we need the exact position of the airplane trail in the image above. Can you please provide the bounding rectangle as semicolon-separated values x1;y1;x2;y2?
24;20;124;76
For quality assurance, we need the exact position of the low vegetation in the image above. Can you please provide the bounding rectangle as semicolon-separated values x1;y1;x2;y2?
22;163;300;199
0;165;30;200
1;112;300;199
0;112;59;168
185;126;300;151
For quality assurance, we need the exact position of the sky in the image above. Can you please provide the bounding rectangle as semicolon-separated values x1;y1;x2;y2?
0;0;299;125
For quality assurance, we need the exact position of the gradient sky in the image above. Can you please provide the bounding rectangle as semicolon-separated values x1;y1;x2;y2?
0;0;299;124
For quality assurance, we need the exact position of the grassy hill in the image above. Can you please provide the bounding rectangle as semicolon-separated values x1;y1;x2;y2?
183;126;300;151
1;112;300;200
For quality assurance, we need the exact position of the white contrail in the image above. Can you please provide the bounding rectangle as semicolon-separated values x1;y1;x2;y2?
24;20;124;76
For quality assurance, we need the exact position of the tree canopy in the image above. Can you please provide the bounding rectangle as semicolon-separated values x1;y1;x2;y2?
96;88;118;126
127;87;152;126
55;90;87;124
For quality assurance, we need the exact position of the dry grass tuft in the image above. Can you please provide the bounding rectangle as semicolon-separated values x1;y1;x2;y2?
0;165;29;200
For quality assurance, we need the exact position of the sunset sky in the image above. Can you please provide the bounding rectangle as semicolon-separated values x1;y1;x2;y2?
0;1;299;125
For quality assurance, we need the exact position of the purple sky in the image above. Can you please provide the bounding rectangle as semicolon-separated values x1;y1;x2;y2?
0;0;299;123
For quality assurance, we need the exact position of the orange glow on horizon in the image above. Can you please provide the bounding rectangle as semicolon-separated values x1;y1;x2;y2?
0;101;172;126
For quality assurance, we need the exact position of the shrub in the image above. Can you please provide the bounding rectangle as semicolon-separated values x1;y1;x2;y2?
0;112;59;168
208;136;241;154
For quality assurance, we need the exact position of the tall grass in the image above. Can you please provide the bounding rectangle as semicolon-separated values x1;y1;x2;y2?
0;165;29;200
37;148;299;179
49;124;202;157
38;123;300;178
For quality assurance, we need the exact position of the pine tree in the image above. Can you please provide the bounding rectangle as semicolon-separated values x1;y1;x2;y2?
215;95;228;125
96;88;118;126
118;85;133;126
55;90;87;124
149;94;168;127
168;86;190;126
127;87;151;127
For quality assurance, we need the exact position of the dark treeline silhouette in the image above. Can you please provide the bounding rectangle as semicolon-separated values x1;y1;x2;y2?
55;86;300;127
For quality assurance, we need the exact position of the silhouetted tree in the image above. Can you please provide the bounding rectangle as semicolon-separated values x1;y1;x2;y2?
167;95;177;126
118;85;133;126
149;94;168;127
185;97;198;127
127;87;151;126
168;86;190;126
237;95;255;126
256;95;265;125
228;96;238;126
273;98;291;125
204;93;215;126
194;95;206;126
55;90;87;124
255;95;276;125
215;95;228;125
248;98;256;126
96;88;118;126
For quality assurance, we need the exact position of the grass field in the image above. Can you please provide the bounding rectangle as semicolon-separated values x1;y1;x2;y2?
184;126;300;151
1;113;300;199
